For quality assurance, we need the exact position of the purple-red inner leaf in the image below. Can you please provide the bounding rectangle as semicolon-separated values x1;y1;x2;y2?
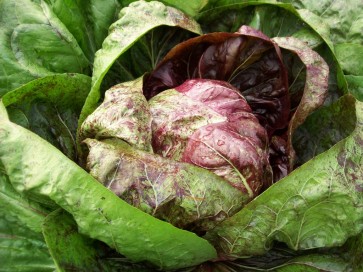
144;26;290;137
150;79;272;197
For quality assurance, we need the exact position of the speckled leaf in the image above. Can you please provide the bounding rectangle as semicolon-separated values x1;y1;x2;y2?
144;26;290;136
79;77;152;153
205;98;363;258
272;37;329;167
289;0;363;92
0;102;216;270
84;138;245;232
150;79;271;197
2;74;91;161
150;88;225;159
42;209;104;271
80;0;202;124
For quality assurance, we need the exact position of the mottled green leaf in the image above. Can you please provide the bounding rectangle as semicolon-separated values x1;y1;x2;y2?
0;0;90;96
335;43;363;77
202;3;323;47
0;214;55;272
275;254;351;272
2;74;91;161
0;171;49;233
293;95;357;166
0;104;217;270
198;1;329;45
42;209;103;271
79;0;202;125
288;0;363;93
159;0;208;17
289;0;363;44
44;0;127;62
341;232;363;271
205;98;363;258
0;172;55;271
207;251;353;272
345;75;363;101
198;2;297;34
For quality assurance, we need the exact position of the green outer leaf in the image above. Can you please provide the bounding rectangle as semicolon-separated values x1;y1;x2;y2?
160;0;208;17
0;173;55;271
2;74;91;160
79;0;202;126
0;107;217;270
293;95;357;166
0;0;90;96
275;254;351;272
288;0;363;45
197;1;349;92
199;1;330;42
0;172;49;233
205;97;363;258
0;214;55;272
200;3;318;45
335;43;363;76
345;75;363;101
44;0;125;62
42;209;103;272
342;232;363;270
2;73;90;109
334;42;363;102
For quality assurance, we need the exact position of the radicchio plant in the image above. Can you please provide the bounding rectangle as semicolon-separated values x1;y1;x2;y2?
79;26;328;231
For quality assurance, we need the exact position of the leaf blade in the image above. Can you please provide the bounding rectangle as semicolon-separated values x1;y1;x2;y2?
205;96;363;258
0;106;217;270
79;0;202;125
